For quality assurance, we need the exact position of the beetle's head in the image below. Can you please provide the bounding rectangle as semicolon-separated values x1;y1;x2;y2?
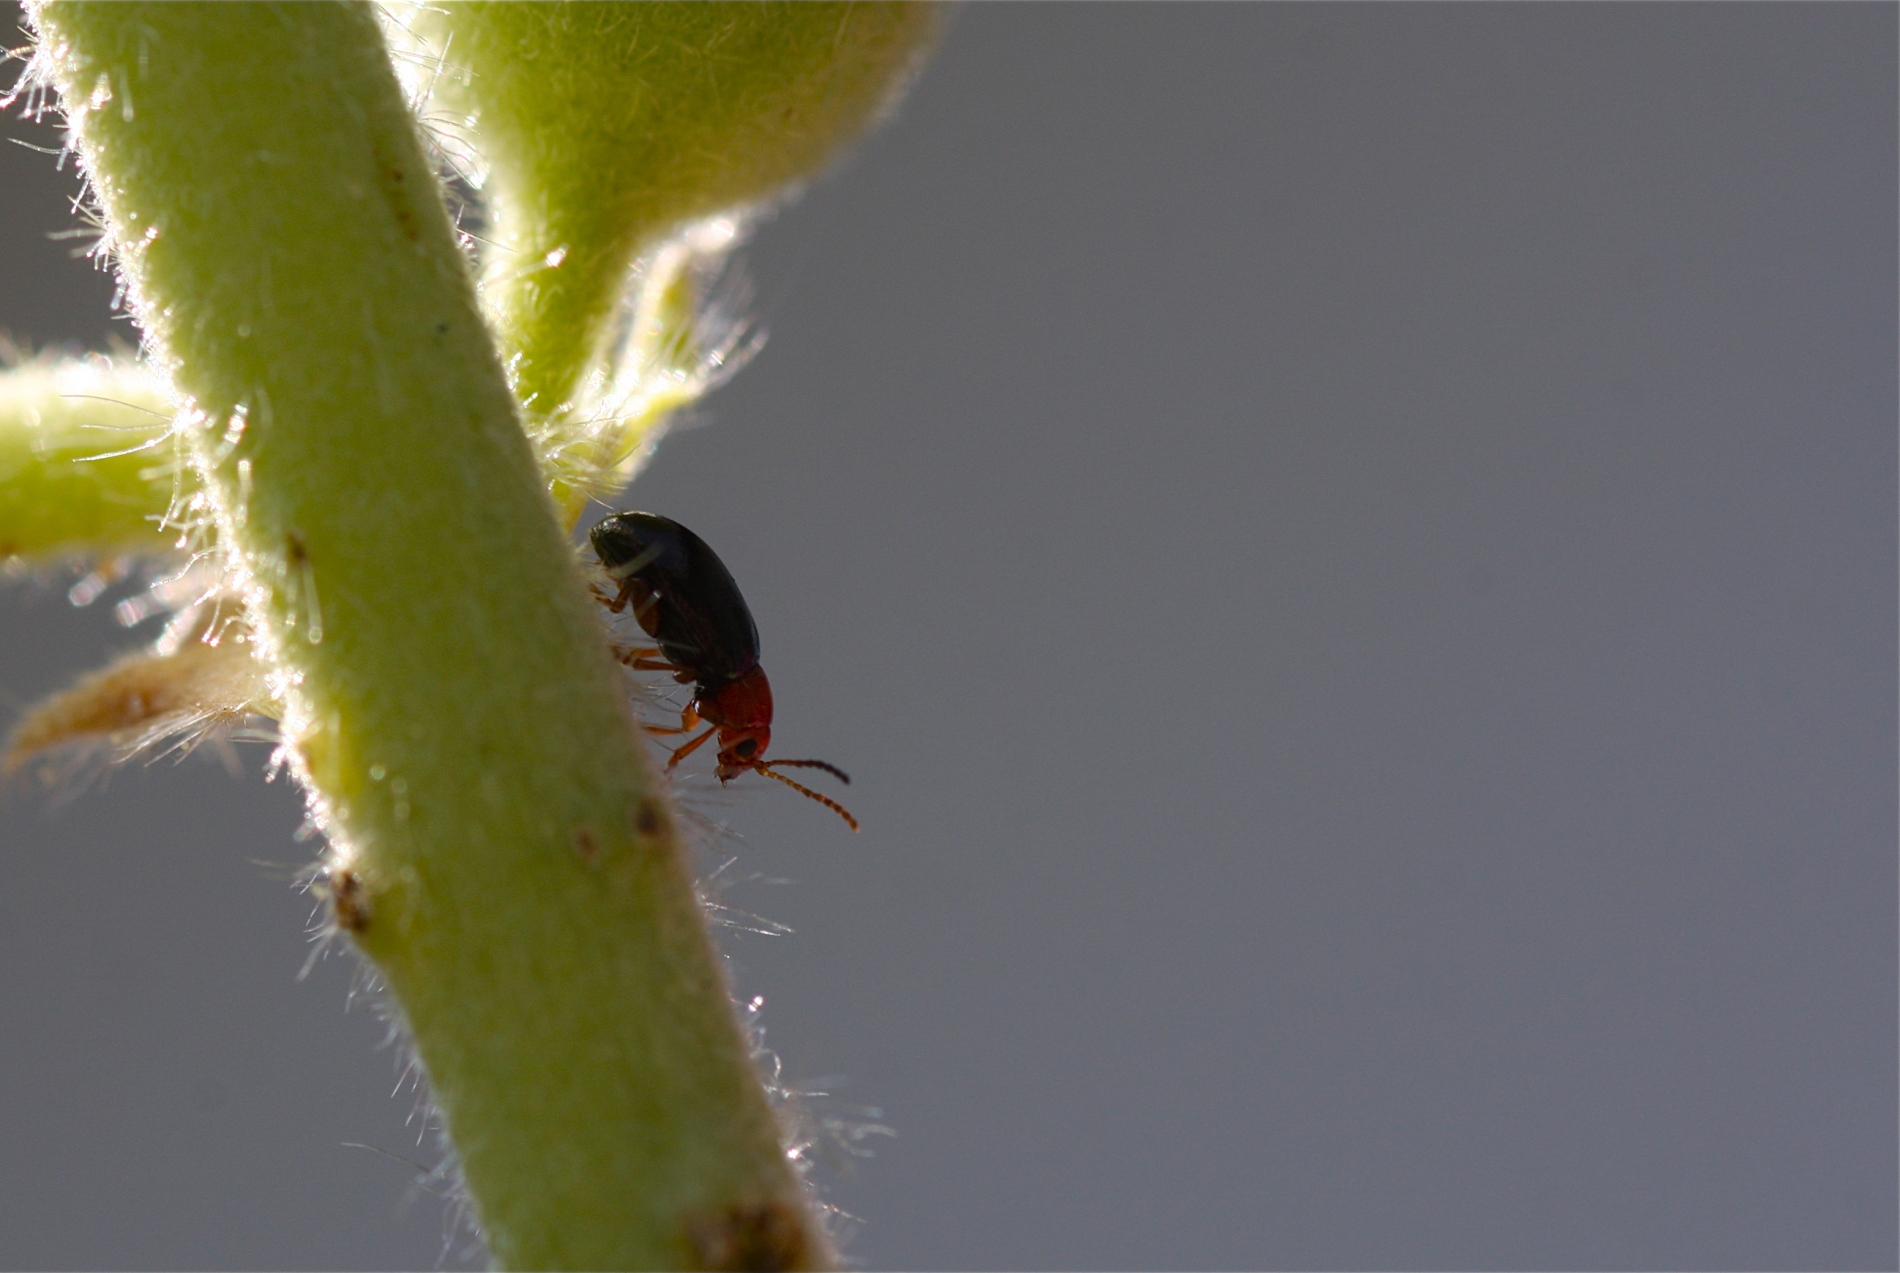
715;726;771;782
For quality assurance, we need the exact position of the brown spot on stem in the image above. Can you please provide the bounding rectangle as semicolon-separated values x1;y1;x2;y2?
634;798;665;839
369;134;421;243
685;1199;814;1272
572;826;600;864
330;866;371;934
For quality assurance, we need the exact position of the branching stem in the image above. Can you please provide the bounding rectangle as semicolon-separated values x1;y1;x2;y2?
29;4;826;1267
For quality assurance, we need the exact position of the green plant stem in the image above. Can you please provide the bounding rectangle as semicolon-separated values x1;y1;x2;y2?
0;359;176;557
415;2;937;419
31;4;823;1267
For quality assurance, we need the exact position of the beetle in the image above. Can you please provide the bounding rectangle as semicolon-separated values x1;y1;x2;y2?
589;511;858;830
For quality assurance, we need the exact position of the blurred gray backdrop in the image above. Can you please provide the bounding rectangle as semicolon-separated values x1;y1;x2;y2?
1;5;1893;1269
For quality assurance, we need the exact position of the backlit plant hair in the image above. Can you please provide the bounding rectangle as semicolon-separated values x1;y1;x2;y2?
0;4;937;1268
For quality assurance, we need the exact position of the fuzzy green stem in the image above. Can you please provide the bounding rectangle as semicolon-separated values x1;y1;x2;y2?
0;358;177;558
413;2;937;417
31;4;822;1268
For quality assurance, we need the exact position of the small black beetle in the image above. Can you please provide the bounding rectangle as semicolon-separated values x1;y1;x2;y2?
590;511;856;829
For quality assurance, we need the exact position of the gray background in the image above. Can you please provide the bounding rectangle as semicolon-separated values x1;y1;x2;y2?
1;4;1893;1269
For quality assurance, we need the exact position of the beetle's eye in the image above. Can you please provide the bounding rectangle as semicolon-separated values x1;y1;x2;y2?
735;738;758;758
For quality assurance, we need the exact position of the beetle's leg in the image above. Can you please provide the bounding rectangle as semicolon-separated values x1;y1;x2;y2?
608;644;684;674
592;578;637;614
645;704;702;738
595;576;663;618
666;725;718;770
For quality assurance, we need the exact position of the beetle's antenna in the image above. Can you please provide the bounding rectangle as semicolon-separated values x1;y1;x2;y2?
762;757;851;785
754;764;859;831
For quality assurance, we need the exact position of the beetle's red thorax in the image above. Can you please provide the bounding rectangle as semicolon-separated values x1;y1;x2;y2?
698;664;773;731
699;665;774;778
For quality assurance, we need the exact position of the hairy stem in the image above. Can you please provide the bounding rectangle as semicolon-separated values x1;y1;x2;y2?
0;356;176;558
30;4;823;1267
412;1;937;424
